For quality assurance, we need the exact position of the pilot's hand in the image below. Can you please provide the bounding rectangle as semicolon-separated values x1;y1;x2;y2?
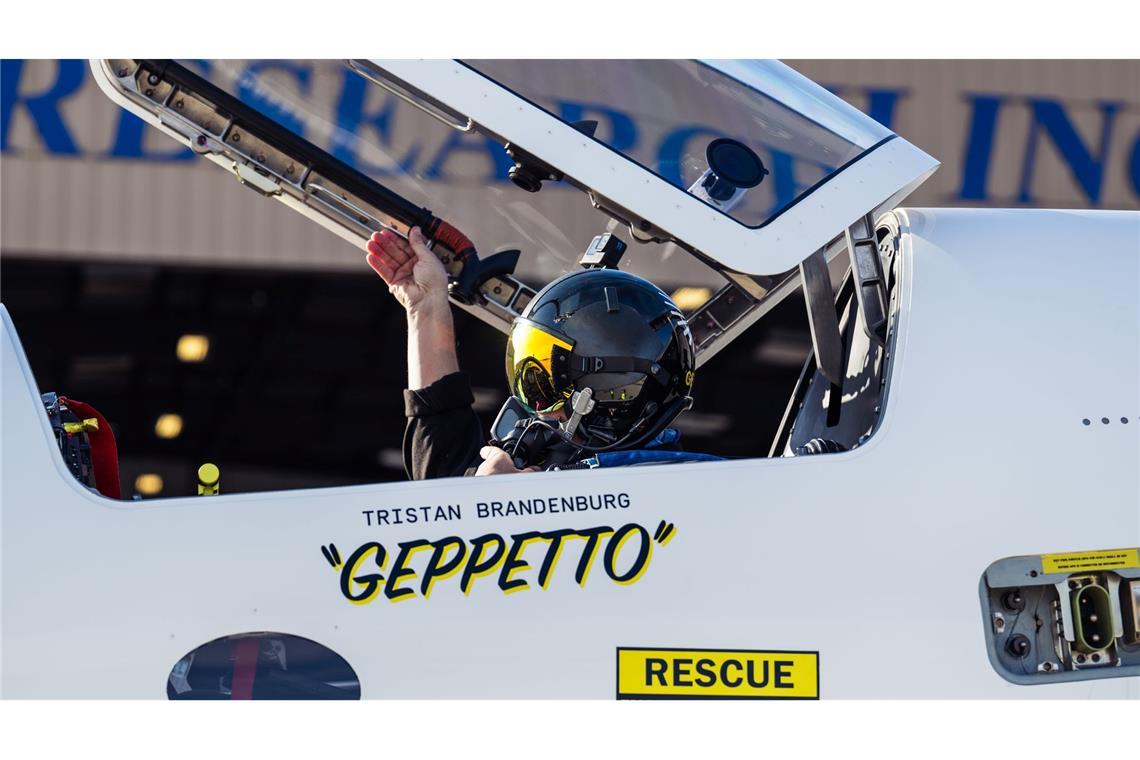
365;227;448;315
475;446;543;477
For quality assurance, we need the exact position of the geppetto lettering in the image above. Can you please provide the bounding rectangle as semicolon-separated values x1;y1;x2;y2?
321;520;675;604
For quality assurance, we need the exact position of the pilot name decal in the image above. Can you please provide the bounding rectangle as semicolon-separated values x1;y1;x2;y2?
359;492;631;527
321;520;676;604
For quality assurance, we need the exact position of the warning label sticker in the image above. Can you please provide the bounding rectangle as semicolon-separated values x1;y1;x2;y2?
616;648;819;699
1041;548;1140;574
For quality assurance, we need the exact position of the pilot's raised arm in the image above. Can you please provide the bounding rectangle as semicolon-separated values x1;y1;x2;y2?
365;228;534;479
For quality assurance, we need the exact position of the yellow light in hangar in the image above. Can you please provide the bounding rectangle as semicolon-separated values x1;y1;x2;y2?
176;334;210;363
154;413;183;439
670;287;711;312
135;473;164;496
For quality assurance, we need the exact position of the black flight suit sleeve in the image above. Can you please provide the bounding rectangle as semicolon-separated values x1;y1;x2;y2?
402;371;485;480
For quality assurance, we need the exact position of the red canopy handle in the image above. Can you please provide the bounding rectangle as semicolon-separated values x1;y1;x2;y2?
58;396;121;500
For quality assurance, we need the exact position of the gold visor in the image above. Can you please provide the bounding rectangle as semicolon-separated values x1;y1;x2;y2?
506;321;574;413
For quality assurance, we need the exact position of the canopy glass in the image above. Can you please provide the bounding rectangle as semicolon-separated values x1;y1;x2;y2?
465;59;893;227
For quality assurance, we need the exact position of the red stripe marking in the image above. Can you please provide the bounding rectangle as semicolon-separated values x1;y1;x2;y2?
230;638;261;700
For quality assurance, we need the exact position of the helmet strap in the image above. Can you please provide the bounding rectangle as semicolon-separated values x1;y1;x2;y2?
577;394;693;454
564;355;673;387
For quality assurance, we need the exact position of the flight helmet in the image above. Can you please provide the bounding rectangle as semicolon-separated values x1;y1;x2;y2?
505;268;695;451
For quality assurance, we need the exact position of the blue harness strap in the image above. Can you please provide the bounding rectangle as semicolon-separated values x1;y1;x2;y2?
584;449;724;468
576;429;723;468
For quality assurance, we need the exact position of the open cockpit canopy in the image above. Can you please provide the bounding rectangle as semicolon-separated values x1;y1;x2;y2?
90;59;937;366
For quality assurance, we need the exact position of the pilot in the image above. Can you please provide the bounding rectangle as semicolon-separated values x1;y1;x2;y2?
366;227;711;478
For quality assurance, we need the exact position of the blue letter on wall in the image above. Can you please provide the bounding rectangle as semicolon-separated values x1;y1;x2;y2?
957;95;1006;201
1018;98;1120;204
1;59;86;154
1130;134;1140;200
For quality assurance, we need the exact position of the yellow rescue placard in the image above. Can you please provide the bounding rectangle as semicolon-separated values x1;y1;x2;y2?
616;648;819;699
1041;548;1140;574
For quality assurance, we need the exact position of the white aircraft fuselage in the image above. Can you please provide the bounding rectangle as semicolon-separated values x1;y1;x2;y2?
2;205;1136;698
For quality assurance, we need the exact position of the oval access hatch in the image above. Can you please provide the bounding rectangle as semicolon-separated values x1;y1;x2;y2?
167;632;360;700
